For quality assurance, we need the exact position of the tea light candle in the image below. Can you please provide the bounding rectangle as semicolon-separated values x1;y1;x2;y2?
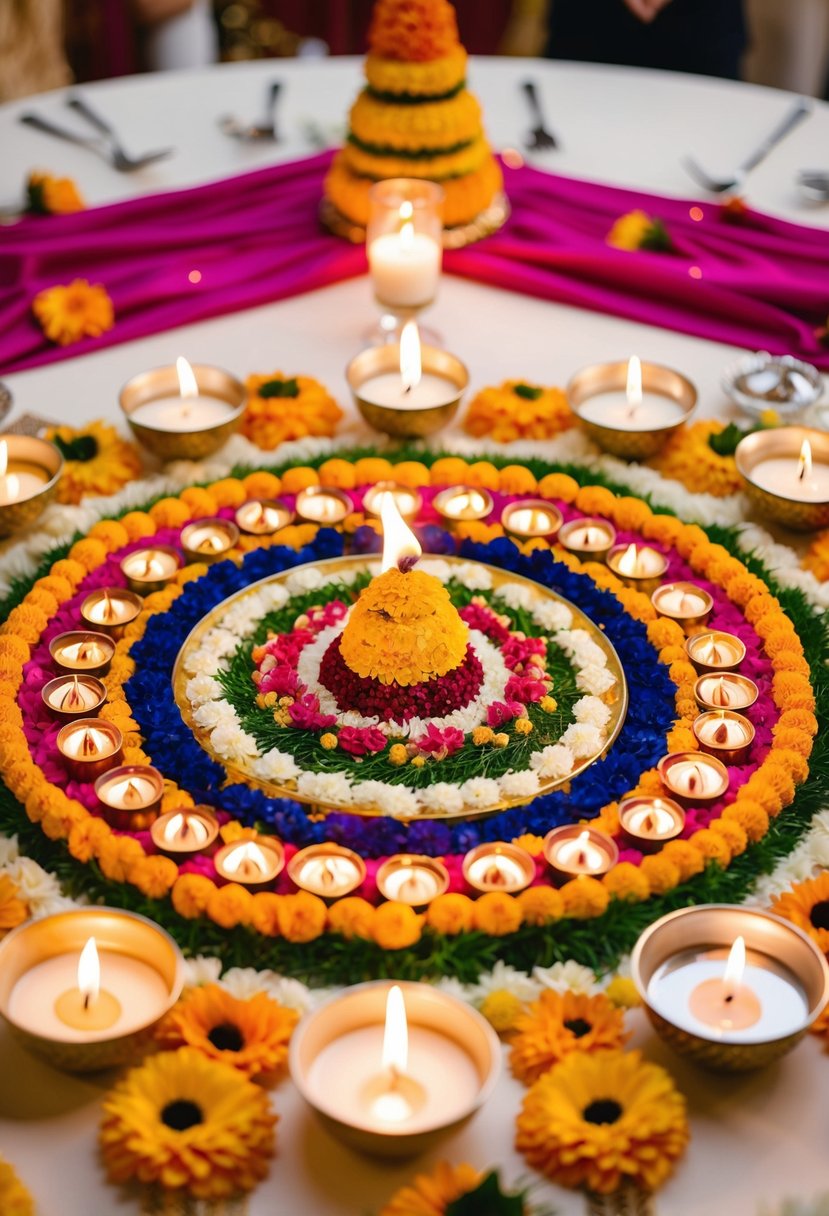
618;795;685;852
295;486;352;526
432;486;494;523
686;631;746;673
358;323;458;411
0;438;49;504
0;434;63;537
150;807;219;859
568;357;696;458
658;752;729;803
0;908;183;1070
214;839;284;890
347;327;467;440
235;499;294;535
462;842;535;894
95;765;164;817
120;546;182;594
557;516;617;561
376;855;449;906
288;843;366;899
543;826;618;883
607;543;668;591
501;499;563;540
693;710;755;764
57;718;123;782
748;438;829;502
49;631;115;677
694;673;758;712
180;518;239;563
651;581;713;630
80;588;142;636
41;674;106;720
368;204;442;311
578;357;686;431
362;482;423;521
128;357;235;433
290;980;499;1156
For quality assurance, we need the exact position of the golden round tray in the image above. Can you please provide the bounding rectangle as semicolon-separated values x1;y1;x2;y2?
319;192;510;250
172;555;627;821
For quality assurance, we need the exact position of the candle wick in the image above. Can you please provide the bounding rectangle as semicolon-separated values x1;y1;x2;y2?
83;992;91;1011
577;849;586;867
403;384;412;395
724;993;734;1004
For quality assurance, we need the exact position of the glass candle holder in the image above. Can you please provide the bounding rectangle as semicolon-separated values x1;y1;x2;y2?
366;179;444;344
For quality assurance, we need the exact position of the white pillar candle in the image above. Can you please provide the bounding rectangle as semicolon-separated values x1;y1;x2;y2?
8;950;171;1043
368;226;441;310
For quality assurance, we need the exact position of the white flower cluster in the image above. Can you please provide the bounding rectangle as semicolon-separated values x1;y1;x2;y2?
0;835;76;920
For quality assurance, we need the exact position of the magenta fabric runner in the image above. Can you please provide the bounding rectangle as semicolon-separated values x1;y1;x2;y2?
1;149;828;376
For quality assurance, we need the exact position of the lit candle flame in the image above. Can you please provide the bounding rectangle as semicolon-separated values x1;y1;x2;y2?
484;861;508;887
382;984;408;1079
223;840;269;877
78;936;100;1010
176;356;199;399
618;543;640;578
80;728;105;757
122;780;143;807
380;493;421;574
399;319;422;394
165;812;185;840
722;935;746;1000
626;355;643;417
798;438;813;484
60;675;86;711
575;829;591;867
102;589;115;623
712;678;729;707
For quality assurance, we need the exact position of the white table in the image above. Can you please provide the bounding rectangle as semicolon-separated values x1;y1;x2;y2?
1;58;828;1216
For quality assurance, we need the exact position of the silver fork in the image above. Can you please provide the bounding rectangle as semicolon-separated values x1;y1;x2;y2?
19;98;173;173
219;81;282;143
522;80;558;151
682;97;812;193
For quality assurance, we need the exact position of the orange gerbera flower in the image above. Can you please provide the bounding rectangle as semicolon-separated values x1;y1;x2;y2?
510;989;630;1085
157;984;298;1079
33;278;114;346
771;872;829;953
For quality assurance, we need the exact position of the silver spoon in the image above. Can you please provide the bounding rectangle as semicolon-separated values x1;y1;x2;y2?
797;169;829;201
219;81;281;143
19;111;172;173
682;97;812;194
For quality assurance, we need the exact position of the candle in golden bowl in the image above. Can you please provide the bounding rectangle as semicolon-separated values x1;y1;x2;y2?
80;588;142;638
631;905;829;1070
693;710;755;765
95;764;164;822
651;581;713;633
657;752;729;804
295;485;352;526
500;499;563;541
41;674;106;721
289;980;500;1157
49;631;115;677
346;332;468;440
288;843;367;899
685;630;746;674
557;516;617;561
119;357;246;462
362;481;423;521
234;499;295;535
180;518;239;564
376;855;449;907
56;718;124;782
542;825;619;884
735;427;829;531
606;542;668;594
432;485;494;525
567;355;697;459
214;838;285;891
0;434;63;537
462;842;535;894
694;673;758;713
0;907;184;1072
120;545;183;595
150;806;220;860
618;795;685;852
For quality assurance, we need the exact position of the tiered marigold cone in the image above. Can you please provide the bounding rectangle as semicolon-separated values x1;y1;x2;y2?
324;0;503;231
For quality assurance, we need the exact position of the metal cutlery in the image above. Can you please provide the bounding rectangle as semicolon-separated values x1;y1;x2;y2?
797;169;829;202
682;97;812;194
219;81;282;143
521;80;558;152
19;97;173;172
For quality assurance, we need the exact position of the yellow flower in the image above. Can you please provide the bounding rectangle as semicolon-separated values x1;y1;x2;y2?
373;901;422;949
328;896;376;940
604;976;642;1009
0;1156;34;1216
510;990;630;1085
464;380;573;444
516;885;563;925
0;875;27;934
277;891;327;942
33;278;114;346
560;875;610;918
27;170;84;214
369;0;461;61
157;985;298;1079
472;891;522;936
480;989;525;1035
242;373;342;450
207;883;254;929
607;209;672;252
46;420;142;504
771;873;829;953
603;862;650;902
380;1162;481;1216
516;1049;689;1194
388;743;408;766
426;892;474;936
100;1048;276;1199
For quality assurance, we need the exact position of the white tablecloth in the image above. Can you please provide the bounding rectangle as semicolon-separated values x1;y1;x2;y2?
1;57;828;1216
